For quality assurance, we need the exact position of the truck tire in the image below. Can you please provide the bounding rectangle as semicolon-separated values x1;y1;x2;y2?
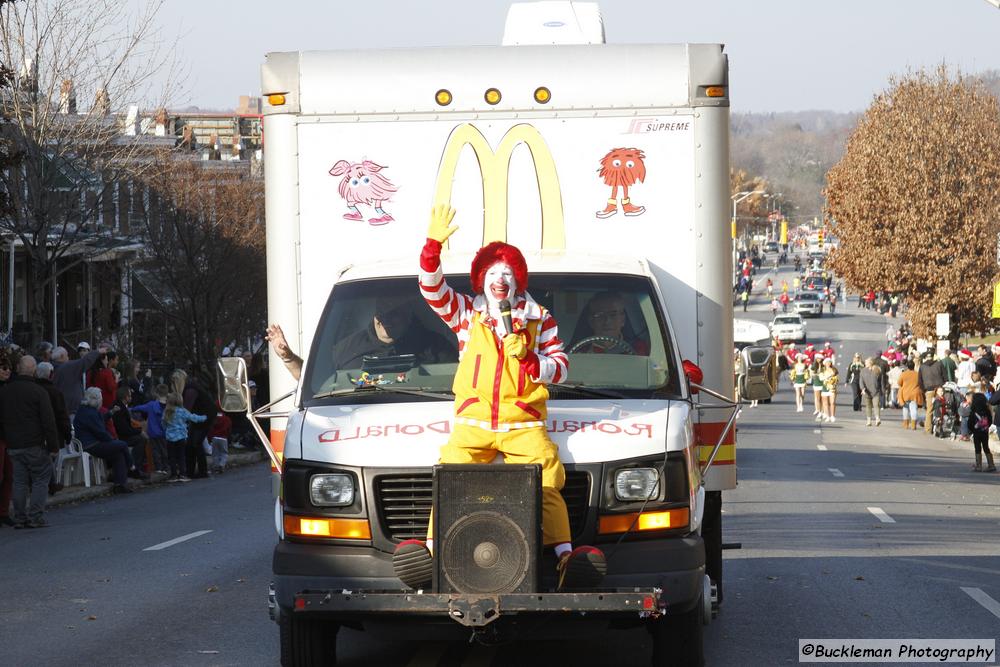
279;611;339;666
649;598;704;667
702;490;723;604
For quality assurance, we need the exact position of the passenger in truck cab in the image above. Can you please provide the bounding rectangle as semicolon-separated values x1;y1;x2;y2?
568;292;650;355
330;298;456;370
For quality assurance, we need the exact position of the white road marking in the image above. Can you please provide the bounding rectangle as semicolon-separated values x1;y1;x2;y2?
866;507;895;523
817;445;827;451
962;587;1000;620
813;429;822;434
828;468;844;477
143;530;213;551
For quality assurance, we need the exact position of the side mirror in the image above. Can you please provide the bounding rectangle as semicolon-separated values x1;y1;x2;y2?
216;357;249;413
738;346;777;401
682;359;703;394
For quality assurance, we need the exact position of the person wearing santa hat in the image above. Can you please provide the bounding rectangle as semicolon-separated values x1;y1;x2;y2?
394;205;605;592
956;349;975;394
803;342;817;364
784;342;797;369
790;353;809;413
821;341;835;362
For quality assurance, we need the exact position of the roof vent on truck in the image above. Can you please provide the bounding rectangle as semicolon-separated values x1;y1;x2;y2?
502;1;606;45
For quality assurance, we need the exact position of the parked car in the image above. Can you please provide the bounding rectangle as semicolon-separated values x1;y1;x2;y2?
769;313;807;342
795;291;824;317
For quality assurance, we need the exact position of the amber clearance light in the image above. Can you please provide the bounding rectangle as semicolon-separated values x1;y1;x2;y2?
267;93;287;106
705;86;726;98
284;515;371;539
435;89;453;106
598;508;690;535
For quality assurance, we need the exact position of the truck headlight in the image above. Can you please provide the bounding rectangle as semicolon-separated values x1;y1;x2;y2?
614;468;660;501
309;473;354;507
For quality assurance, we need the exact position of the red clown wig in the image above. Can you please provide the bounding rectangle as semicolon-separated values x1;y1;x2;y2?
470;242;529;295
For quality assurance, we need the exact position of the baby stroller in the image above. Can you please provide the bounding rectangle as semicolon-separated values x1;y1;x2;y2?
932;382;962;439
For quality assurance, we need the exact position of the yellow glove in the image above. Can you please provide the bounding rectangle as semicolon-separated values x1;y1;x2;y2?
427;204;458;243
503;333;527;360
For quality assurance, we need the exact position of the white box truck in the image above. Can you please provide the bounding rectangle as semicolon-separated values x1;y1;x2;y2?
221;4;775;664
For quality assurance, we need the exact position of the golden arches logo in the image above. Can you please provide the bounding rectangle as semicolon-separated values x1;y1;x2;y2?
433;123;566;249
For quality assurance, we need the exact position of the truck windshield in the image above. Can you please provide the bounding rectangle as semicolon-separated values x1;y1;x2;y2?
303;273;682;405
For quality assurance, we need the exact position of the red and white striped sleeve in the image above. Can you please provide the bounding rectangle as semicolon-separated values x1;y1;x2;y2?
418;239;472;333
527;310;568;385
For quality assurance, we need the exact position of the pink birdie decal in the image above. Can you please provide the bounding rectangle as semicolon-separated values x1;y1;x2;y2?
329;159;399;226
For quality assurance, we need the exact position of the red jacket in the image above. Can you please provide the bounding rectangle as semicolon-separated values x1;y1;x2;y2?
87;368;117;410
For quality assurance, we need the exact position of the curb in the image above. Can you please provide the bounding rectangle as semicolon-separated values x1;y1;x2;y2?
47;449;267;509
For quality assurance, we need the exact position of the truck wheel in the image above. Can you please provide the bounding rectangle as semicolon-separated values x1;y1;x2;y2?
649;599;704;667
702;490;723;604
279;611;339;666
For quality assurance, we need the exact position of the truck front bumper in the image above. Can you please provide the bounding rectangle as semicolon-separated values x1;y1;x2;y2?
272;535;705;616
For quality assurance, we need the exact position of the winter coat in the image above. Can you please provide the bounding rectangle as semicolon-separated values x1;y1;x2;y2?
131;399;166;439
0;375;62;453
164;407;206;443
110;399;143;439
87;367;117;410
860;366;883;397
898;369;922;404
36;377;72;446
73;404;115;449
968;394;993;432
52;349;101;415
918;360;945;393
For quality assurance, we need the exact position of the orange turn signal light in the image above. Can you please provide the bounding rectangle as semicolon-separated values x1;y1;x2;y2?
598;508;690;535
705;86;726;98
534;86;551;104
284;515;371;539
267;93;287;106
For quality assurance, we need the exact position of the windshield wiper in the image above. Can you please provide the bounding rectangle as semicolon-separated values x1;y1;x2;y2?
548;383;627;399
313;385;454;401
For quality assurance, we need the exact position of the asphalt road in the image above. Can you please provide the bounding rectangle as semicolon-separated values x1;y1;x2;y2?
3;260;998;666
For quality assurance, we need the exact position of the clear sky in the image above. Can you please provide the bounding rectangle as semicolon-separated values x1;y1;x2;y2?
155;0;1000;113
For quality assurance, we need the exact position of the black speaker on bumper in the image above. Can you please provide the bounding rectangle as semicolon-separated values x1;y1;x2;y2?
433;464;541;594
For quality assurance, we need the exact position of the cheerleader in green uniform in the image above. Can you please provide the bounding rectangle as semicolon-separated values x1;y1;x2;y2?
790;353;809;413
810;358;825;419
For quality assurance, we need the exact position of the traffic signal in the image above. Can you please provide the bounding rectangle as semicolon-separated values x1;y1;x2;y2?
818;229;824;249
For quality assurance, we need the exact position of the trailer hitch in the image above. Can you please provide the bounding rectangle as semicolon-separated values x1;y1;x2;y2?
449;596;502;627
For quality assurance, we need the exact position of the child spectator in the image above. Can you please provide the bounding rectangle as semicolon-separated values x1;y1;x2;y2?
111;386;150;472
208;404;232;475
958;392;972;441
162;392;206;483
131;384;169;475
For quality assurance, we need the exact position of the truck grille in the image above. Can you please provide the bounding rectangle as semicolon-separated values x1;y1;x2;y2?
375;471;591;543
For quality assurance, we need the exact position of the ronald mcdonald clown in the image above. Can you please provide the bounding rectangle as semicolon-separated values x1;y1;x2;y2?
391;205;607;591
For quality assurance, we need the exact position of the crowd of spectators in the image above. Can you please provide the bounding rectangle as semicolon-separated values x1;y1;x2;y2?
0;340;259;529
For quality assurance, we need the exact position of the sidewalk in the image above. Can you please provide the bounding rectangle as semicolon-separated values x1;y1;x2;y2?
809;404;997;466
46;448;268;508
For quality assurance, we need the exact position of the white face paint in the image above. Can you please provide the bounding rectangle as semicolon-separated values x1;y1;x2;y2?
483;262;517;308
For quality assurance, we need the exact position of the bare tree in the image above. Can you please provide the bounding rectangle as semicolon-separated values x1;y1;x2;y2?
0;0;178;344
137;154;265;369
826;66;1000;340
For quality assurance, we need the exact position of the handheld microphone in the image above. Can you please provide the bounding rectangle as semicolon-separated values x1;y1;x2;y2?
498;299;513;335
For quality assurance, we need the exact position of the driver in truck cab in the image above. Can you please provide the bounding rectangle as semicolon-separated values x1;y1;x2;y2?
330;297;455;370
570;291;650;355
391;205;607;591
